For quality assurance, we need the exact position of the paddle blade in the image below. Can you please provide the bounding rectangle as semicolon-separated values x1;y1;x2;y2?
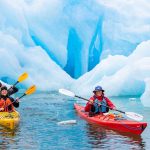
59;89;75;97
18;72;28;82
25;85;36;95
125;112;143;121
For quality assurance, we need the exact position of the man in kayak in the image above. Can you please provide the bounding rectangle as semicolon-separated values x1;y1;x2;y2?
0;86;19;112
0;81;19;96
85;86;116;116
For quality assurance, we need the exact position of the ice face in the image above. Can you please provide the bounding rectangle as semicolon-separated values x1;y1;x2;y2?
71;54;128;95
72;40;150;106
1;0;148;78
0;31;73;90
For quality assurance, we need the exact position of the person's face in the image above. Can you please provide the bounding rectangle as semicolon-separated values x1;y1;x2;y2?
95;91;103;96
1;90;8;96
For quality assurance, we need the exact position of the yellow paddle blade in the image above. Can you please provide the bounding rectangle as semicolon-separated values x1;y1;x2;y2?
18;72;28;82
25;85;36;95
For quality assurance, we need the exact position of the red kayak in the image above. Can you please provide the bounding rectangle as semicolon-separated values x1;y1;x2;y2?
74;103;147;135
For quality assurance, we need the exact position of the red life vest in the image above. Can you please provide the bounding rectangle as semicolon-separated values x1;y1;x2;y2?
0;99;5;110
0;98;15;112
85;95;115;112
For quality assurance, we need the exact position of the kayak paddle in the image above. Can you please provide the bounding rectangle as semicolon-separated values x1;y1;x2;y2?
14;72;28;86
59;89;144;121
8;72;28;91
18;85;36;99
2;85;36;111
5;85;36;109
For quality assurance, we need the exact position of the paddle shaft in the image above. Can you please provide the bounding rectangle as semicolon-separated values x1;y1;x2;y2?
7;81;19;92
75;95;125;114
8;85;35;106
59;89;143;121
2;85;36;111
2;93;26;111
18;93;26;99
8;73;28;91
13;81;19;87
11;93;26;105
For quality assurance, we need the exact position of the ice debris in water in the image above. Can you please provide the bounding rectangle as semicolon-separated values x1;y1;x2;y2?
57;120;77;125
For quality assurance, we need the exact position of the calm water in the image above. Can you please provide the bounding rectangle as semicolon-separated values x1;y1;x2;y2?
0;92;150;150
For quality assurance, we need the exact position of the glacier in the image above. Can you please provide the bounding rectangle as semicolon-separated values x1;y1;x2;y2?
72;40;150;106
0;0;150;106
2;0;148;78
0;31;73;90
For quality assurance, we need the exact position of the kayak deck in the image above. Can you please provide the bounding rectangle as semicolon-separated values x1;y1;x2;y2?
74;103;147;135
0;111;20;130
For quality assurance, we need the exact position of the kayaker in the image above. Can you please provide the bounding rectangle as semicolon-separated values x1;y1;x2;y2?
0;86;19;112
0;81;19;96
85;86;116;116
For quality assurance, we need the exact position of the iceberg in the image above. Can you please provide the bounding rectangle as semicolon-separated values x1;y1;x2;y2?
0;31;73;90
3;0;148;78
0;0;150;106
72;40;150;106
71;54;128;96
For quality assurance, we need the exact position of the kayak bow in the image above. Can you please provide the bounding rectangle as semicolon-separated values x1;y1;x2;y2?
0;111;20;130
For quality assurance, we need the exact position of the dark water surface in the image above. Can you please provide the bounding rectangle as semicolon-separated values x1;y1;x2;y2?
0;92;149;150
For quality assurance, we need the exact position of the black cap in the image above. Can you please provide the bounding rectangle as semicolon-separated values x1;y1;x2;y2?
1;86;8;91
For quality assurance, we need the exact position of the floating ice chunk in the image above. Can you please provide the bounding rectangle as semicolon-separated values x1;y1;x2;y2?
57;120;77;125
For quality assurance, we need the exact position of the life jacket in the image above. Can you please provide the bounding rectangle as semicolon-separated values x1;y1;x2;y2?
0;99;5;110
92;96;108;113
0;98;15;112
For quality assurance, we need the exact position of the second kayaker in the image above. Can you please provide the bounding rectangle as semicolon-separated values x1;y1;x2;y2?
0;81;19;96
0;86;19;112
85;86;116;116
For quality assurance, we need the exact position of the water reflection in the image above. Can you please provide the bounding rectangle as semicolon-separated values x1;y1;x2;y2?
86;123;145;150
0;127;19;149
0;127;19;137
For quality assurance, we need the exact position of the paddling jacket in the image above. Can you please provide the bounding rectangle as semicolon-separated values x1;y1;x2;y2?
0;97;19;112
85;95;115;112
8;86;19;96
